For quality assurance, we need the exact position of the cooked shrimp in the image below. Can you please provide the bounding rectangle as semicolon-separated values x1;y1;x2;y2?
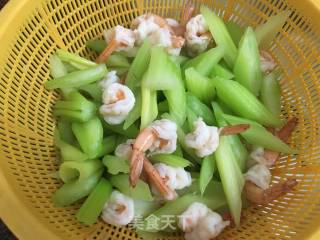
115;139;134;160
143;158;177;200
96;26;135;63
129;119;177;186
245;179;298;205
185;118;249;157
185;14;212;56
179;202;230;240
101;190;134;226
260;49;277;73
131;13;185;55
100;83;135;125
245;164;271;190
263;117;298;166
99;70;120;90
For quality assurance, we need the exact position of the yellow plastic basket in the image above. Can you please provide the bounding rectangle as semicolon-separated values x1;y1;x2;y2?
1;0;320;239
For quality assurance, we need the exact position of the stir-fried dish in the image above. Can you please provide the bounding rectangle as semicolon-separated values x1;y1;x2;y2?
46;3;297;239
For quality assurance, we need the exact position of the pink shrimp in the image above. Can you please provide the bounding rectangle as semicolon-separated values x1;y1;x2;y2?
245;179;298;205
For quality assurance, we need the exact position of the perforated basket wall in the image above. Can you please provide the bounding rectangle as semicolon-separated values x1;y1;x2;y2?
0;0;320;239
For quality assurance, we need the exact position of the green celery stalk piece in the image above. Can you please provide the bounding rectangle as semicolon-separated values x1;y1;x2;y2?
140;86;158;129
59;159;103;183
95;136;117;158
126;40;152;89
53;91;97;122
50;54;68;78
234;27;262;96
106;54;130;69
187;107;198;132
150;154;192;168
199;154;216;195
123;90;141;130
225;21;245;47
56;49;97;69
57;120;76;145
183;45;226;76
210;64;234;79
110;174;153;201
102;155;129;175
78;82;102;103
134;200;161;218
143;185;226;232
49;55;72;96
72;117;103;158
157;100;169;113
86;39;107;54
169;55;189;66
45;64;107;90
186;93;216;126
213;77;282;127
164;86;186;127
223;114;298;154
212;102;247;172
185;67;216;104
215;136;244;226
76;178;112;225
255;11;291;49
52;168;103;207
143;46;181;90
201;5;237;67
173;144;183;157
54;128;89;162
260;72;281;117
118;47;139;58
102;120;139;138
64;62;78;73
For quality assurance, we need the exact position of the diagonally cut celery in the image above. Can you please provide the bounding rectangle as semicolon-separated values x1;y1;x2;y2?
150;154;192;168
255;11;291;49
199;154;216;195
110;174;153;201
59;159;103;183
183;45;226;77
234;27;262;96
223;114;298;154
201;5;237;67
123;89;142;130
102;155;129;175
76;178;112;225
213;77;282;127
126;40;152;89
215;136;244;226
212;102;247;172
210;64;234;79
140;86;158;129
185;67;215;104
186;93;216;125
52;168;103;207
95;136;117;158
56;49;97;69
143;46;182;91
102;120;139;138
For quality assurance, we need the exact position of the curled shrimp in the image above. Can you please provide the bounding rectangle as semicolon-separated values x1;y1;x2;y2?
143;157;177;200
130;127;158;186
263;117;298;166
245;179;298;205
129;119;177;186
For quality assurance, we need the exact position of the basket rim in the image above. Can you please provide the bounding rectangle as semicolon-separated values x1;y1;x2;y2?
1;0;320;239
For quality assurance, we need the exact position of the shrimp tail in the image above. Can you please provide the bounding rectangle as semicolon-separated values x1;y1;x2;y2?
219;124;250;136
129;149;144;187
245;179;298;205
96;38;118;63
143;157;177;200
263;118;298;166
181;0;195;26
